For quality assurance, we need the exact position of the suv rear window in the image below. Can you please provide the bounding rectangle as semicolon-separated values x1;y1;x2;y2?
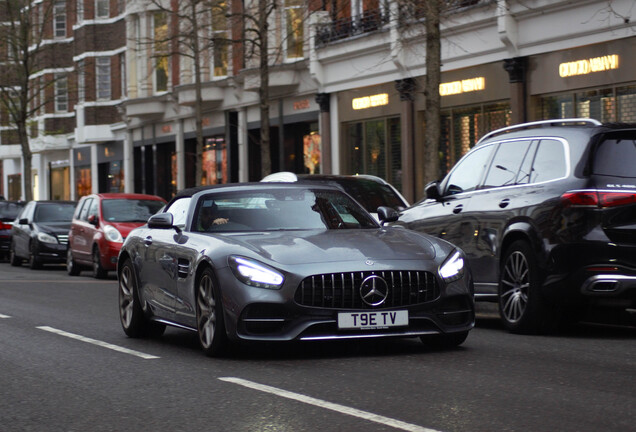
593;137;636;178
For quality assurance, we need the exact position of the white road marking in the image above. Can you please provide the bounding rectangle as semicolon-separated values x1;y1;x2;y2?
36;326;159;360
219;377;442;432
0;313;11;318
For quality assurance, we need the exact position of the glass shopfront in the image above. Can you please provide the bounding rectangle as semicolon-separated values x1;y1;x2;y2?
529;37;636;123
74;147;92;199
49;161;71;200
339;83;403;187
98;142;124;193
202;136;228;185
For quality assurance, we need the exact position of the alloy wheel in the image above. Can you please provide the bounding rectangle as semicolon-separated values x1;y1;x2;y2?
500;250;529;323
196;273;217;349
119;265;134;329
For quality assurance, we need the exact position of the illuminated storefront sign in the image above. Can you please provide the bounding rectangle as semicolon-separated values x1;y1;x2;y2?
439;77;485;96
352;93;389;110
559;55;619;77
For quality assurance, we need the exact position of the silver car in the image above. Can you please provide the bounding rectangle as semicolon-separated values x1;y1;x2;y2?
117;183;474;356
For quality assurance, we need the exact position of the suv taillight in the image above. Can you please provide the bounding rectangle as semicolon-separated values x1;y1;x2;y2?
0;221;12;230
562;191;636;208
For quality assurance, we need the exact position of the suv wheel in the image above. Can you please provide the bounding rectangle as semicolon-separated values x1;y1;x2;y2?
92;246;108;279
498;240;557;334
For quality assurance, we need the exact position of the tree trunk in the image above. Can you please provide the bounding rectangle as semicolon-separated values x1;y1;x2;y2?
18;122;32;202
191;2;205;186
258;0;271;178
423;0;441;185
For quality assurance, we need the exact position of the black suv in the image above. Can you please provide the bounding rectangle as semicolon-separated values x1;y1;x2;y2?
397;119;636;333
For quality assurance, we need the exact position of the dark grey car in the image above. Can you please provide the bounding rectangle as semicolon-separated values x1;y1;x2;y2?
117;183;474;356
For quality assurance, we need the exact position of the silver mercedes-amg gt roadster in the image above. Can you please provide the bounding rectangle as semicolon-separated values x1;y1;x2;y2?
117;183;474;356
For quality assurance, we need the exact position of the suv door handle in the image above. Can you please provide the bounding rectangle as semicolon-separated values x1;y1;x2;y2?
452;204;463;214
499;199;510;208
144;236;152;246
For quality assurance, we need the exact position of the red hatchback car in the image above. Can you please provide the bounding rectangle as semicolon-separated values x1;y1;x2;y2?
67;193;166;278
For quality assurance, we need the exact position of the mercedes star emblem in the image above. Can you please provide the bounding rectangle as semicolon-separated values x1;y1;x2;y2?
359;275;389;306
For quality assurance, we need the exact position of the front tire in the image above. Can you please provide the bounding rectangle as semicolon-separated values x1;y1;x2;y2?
66;248;81;276
9;242;21;267
498;240;556;334
28;242;42;270
118;259;165;338
92;246;107;279
195;268;228;357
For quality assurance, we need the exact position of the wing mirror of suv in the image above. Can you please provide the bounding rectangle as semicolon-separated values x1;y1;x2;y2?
425;181;442;201
18;218;28;225
87;214;99;227
148;212;177;230
377;206;400;225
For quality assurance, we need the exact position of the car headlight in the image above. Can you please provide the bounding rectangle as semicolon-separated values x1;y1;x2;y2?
228;256;284;289
37;232;59;244
103;224;123;243
439;250;465;282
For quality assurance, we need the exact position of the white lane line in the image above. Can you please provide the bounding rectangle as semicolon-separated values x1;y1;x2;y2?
219;377;442;432
0;313;11;318
36;326;159;360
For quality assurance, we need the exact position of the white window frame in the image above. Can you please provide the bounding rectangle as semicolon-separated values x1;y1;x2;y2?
78;59;85;103
77;0;84;22
211;4;229;78
95;0;109;19
55;74;68;112
96;57;111;100
54;1;66;38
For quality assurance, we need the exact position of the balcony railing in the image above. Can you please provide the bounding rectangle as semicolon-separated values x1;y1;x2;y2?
315;9;389;47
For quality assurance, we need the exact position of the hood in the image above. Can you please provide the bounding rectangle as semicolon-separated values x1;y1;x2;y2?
217;228;438;266
106;221;148;238
37;221;71;235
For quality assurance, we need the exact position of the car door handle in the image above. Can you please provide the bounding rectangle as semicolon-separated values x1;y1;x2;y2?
452;204;463;214
499;199;510;208
144;236;152;246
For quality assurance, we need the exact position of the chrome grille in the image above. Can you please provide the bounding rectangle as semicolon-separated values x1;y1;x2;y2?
57;234;69;245
295;271;440;309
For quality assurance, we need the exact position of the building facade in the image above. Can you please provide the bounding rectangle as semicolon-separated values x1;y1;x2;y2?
1;0;635;203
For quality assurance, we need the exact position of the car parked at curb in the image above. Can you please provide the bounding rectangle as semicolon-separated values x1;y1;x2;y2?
396;118;636;333
117;183;474;356
67;193;166;278
9;200;76;269
0;200;25;260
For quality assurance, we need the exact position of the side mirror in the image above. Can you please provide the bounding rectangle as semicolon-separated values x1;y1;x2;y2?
87;214;99;226
148;212;175;230
425;181;442;201
377;206;399;225
18;218;28;225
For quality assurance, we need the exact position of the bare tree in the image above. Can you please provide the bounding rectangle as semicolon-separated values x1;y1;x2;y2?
0;0;60;202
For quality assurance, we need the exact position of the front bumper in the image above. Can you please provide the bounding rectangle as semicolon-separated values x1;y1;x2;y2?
34;241;68;263
217;266;475;343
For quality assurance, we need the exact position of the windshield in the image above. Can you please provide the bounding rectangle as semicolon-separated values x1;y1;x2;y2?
330;178;406;212
102;199;166;223
33;203;76;222
193;188;378;233
0;202;24;220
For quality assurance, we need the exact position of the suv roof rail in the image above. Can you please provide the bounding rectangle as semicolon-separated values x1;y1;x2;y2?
477;118;602;145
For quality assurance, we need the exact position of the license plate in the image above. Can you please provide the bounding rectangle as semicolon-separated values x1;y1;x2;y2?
337;310;408;330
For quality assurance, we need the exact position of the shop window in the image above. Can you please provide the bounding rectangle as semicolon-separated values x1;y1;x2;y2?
75;167;92;198
8;174;21;201
203;136;228;185
617;86;636;122
50;166;70;200
303;131;321;174
440;102;511;176
344;117;401;185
